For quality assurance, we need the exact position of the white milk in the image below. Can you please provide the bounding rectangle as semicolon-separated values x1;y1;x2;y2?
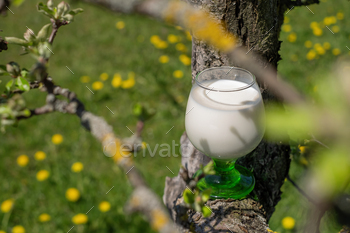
185;79;265;160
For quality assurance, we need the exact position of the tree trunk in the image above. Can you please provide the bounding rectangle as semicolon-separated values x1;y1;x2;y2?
163;0;293;231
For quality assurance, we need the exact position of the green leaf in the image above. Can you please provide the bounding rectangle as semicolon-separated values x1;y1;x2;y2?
201;189;211;202
37;2;55;18
36;24;51;42
5;80;14;92
183;188;195;204
21;69;29;78
15;77;30;91
37;42;52;59
201;206;212;217
0;106;11;114
133;103;142;116
12;0;25;6
4;37;29;46
69;8;83;16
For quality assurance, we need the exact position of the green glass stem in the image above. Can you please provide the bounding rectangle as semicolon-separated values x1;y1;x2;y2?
196;158;255;199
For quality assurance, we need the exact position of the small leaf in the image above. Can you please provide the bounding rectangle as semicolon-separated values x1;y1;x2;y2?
36;24;51;42
37;2;55;18
16;77;30;91
201;206;212;217
201;189;211;202
69;8;83;16
5;80;14;92
21;69;29;78
12;0;25;6
133;103;142;116
0;106;11;114
4;37;29;46
183;188;195;204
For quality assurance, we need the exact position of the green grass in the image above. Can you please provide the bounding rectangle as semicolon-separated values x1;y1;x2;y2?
0;0;349;232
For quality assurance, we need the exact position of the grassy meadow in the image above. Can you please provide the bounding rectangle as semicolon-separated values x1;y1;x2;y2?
0;0;349;232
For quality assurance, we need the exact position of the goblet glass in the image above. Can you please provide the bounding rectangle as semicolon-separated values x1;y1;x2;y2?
185;66;265;199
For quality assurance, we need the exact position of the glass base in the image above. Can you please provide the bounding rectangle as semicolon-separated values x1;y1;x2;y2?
195;164;255;200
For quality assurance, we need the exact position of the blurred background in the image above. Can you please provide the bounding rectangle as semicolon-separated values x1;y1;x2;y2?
0;0;349;232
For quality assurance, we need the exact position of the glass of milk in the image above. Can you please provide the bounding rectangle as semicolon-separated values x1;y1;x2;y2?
185;66;265;199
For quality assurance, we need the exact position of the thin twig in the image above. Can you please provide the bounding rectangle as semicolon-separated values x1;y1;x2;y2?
287;174;318;206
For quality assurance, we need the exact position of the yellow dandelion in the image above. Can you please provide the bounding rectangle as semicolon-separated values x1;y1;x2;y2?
329;16;337;24
36;170;49;181
167;34;178;43
282;24;292;32
336;12;344;20
115;21;125;30
332;48;341;56
284;16;290;23
306;50;317;60
300;157;308;166
159;55;169;64
323;42;331;50
312;27;323;36
155;41;168;49
80;76;90;83
92;81;103;90
51;134;63;145
71;162;84;173
331;25;339;33
315;46;325;55
175;43;187;52
72;213;88;225
17;155;29;167
185;31;192;41
34;151;46;161
38;213;51;222
150;35;161;44
304;40;312;48
282;216;295;230
323;17;333;25
0;230;6;233
1;199;14;213
298;145;307;154
111;73;122;88
99;73;109;81
151;210;168;230
121;75;135;89
287;32;297;43
290;54;298;62
12;225;25;233
310;21;318;29
141;142;147;149
179;54;191;66
173;70;184;78
175;26;183;30
65;188;80;202
98;201;111;212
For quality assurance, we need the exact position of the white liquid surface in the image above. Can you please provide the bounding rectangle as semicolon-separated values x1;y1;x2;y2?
185;79;265;160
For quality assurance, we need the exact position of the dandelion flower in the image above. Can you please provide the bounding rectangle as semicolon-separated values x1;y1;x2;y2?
17;155;29;167
282;216;295;230
159;55;169;64
312;27;323;36
52;134;63;145
0;230;6;233
12;225;25;233
36;170;49;181
92;81;103;90
72;213;88;225
80;76;90;83
38;213;51;222
167;34;178;43
66;188;80;202
306;50;317;60
329;16;337;24
111;73;122;88
179;54;191;66
173;70;184;79
141;142;147;149
99;73;109;81
175;26;183;30
282;24;292;32
332;48;341;56
323;17;333;25
287;32;297;43
298;145;307;153
71;162;84;173
115;21;125;30
331;25;339;33
310;21;318;29
336;12;344;20
304;40;312;48
315;46;325;55
34;151;46;161
99;201;111;212
121;73;135;89
323;42;331;50
1;199;14;213
185;31;192;41
175;43;187;52
155;41;168;49
284;16;290;23
150;35;161;44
